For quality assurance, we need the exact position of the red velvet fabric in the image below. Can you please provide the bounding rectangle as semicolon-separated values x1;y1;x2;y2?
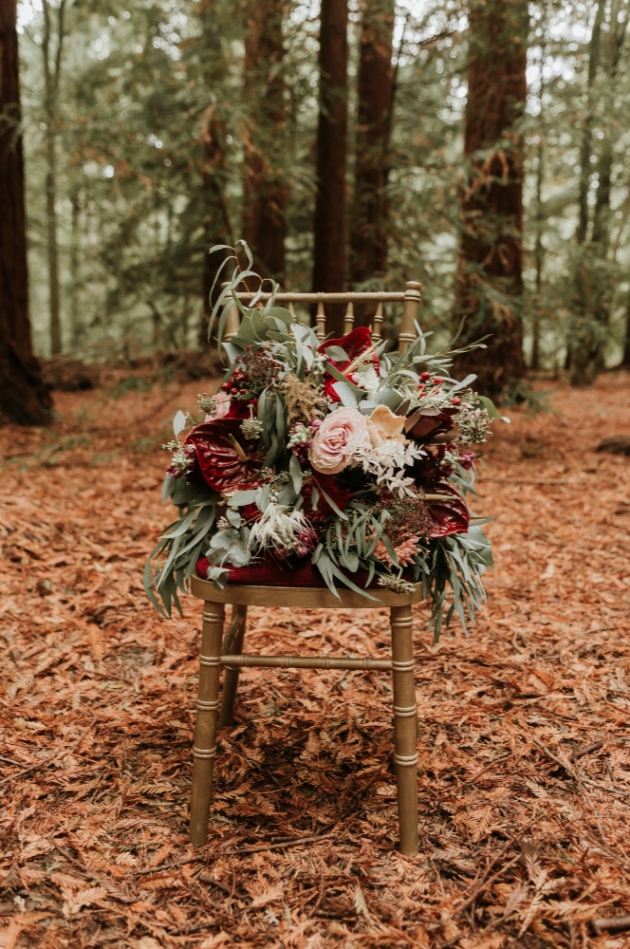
196;556;414;589
197;556;326;587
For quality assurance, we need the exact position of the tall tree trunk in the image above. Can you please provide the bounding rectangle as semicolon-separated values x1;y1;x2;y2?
452;0;528;397
568;0;604;382
69;185;80;348
350;0;395;300
242;0;286;282
576;0;605;247
532;135;543;372
0;0;52;425
198;0;232;347
41;0;67;356
531;13;547;373
570;0;627;385
312;0;348;335
45;131;62;354
590;0;627;315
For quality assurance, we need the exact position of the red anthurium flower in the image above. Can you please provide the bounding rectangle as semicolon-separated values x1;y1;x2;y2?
318;326;379;402
185;418;264;494
425;483;470;538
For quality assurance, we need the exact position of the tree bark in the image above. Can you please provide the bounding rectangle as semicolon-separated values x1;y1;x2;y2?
45;132;62;354
241;0;286;283
41;0;67;356
570;0;627;385
531;11;547;372
69;185;81;348
312;0;348;335
576;0;605;247
0;0;52;425
452;0;528;398
198;0;233;347
350;0;395;296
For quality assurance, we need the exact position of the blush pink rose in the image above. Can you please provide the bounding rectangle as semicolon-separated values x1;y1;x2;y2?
204;392;231;421
309;407;370;475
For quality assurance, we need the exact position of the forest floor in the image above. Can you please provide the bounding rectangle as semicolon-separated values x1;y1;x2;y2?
1;371;630;949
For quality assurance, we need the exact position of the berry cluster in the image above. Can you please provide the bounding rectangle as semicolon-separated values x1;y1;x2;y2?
221;347;281;398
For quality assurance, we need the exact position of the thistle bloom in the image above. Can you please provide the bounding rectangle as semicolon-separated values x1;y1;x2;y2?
248;503;315;557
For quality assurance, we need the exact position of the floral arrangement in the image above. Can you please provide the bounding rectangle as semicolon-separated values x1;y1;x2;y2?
145;256;505;636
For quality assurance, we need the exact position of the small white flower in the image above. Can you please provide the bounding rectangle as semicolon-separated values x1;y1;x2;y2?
354;441;425;498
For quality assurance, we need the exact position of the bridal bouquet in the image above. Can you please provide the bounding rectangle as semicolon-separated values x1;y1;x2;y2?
145;262;503;636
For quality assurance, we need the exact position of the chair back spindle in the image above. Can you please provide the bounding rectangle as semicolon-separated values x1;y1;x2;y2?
371;302;384;343
315;301;326;342
343;302;354;336
224;299;241;343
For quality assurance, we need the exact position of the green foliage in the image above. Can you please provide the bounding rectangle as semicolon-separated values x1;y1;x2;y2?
16;0;630;376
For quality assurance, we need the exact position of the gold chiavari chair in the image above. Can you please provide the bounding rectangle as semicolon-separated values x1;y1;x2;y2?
189;282;423;855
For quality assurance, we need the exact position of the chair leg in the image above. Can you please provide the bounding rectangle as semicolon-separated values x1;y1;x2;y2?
390;604;419;856
218;604;247;729
189;600;225;847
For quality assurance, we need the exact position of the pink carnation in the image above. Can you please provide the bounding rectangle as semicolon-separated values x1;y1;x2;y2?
309;407;370;475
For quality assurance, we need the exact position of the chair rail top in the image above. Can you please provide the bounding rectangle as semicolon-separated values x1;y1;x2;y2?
232;290;411;304
190;575;425;609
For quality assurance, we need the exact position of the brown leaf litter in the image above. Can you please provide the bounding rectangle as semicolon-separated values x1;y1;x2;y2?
1;371;630;948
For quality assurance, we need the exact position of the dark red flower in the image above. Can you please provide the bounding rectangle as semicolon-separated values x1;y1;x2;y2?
425;483;470;538
184;418;264;494
224;397;257;421
406;406;457;442
301;474;353;523
458;450;476;471
240;503;262;523
318;326;379;402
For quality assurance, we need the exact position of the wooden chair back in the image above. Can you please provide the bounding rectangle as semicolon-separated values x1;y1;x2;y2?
222;282;423;354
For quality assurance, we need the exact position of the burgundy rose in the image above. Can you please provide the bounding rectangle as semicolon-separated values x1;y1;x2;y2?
318;326;379;403
185;418;264;494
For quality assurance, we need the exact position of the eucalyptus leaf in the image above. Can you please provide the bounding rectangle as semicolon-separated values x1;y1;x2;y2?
172;410;186;437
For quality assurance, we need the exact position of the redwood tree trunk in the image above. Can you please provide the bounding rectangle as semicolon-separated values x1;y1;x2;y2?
241;0;286;282
312;0;348;335
570;0;627;385
452;0;528;397
41;0;66;356
0;0;52;425
351;0;394;297
198;0;232;347
199;110;231;346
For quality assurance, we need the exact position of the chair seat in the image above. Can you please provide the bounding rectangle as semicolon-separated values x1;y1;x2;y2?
190;573;424;609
